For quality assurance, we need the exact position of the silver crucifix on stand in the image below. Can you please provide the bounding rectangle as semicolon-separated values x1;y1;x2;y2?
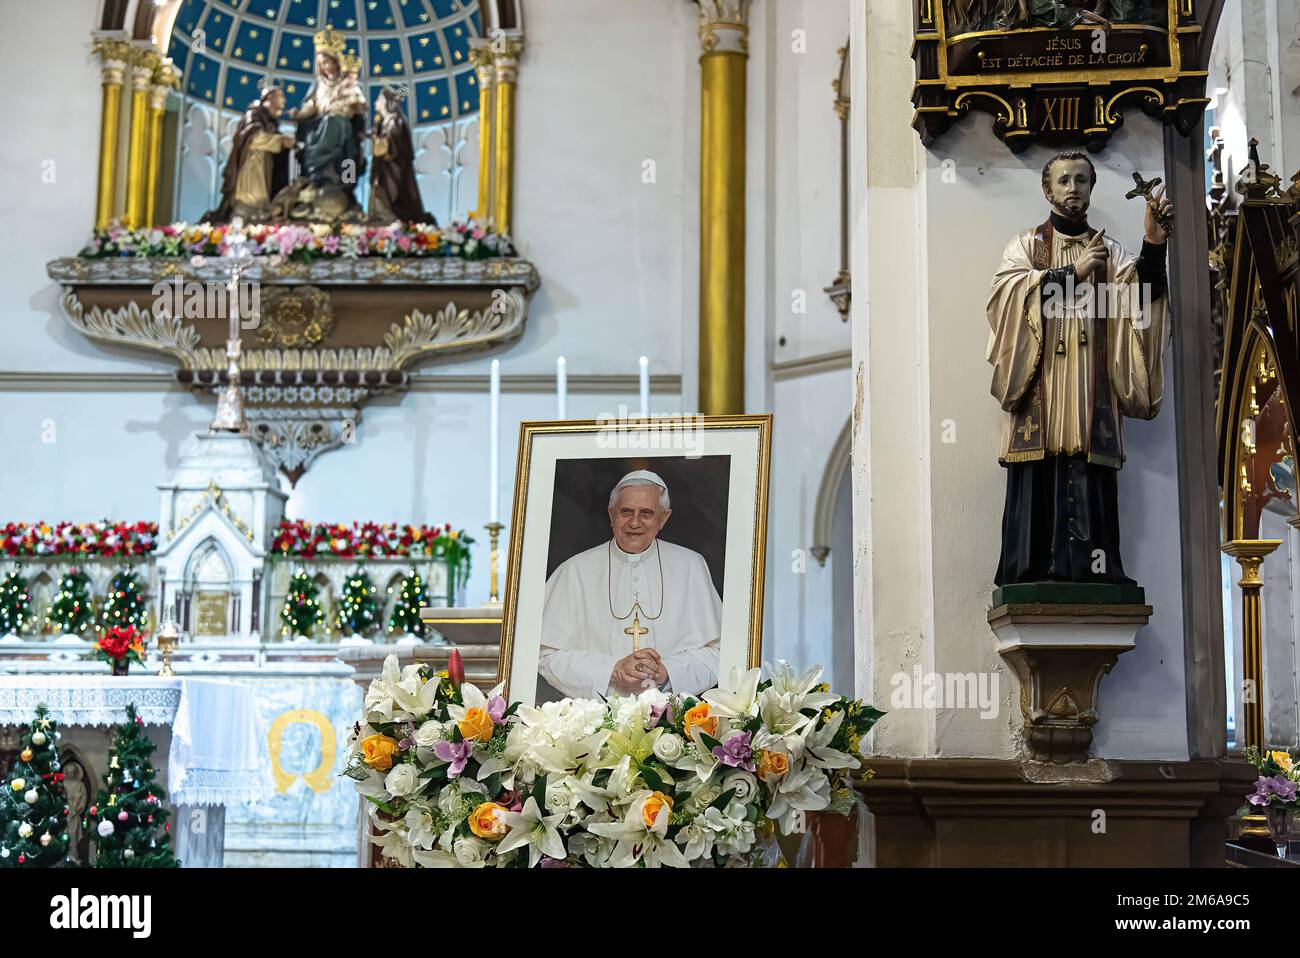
209;224;255;434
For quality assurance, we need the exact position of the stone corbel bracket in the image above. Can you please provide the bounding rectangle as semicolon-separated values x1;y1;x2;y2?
46;256;540;480
989;601;1152;764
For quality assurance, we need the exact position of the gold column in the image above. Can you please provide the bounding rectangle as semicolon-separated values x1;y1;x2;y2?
1223;539;1283;751
124;46;161;229
697;1;751;416
92;37;130;230
469;41;496;223
144;60;180;229
491;35;523;236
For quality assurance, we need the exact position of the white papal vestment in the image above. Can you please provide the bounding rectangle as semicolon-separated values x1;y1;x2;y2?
538;538;722;699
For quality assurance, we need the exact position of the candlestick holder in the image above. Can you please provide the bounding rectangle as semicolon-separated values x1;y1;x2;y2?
484;521;505;606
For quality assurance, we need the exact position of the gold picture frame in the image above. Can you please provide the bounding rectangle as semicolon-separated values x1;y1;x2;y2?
496;414;773;705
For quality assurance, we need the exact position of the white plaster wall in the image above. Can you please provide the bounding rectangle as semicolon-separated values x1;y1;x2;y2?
765;0;851;366
853;0;1190;760
767;368;850;680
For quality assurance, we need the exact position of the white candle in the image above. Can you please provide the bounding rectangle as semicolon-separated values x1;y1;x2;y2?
639;355;650;418
489;358;500;523
556;356;567;419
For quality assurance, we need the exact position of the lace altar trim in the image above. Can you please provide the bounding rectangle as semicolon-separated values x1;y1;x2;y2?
0;685;181;727
171;766;276;808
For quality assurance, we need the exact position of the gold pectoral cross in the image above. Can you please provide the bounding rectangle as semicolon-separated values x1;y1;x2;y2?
623;600;650;651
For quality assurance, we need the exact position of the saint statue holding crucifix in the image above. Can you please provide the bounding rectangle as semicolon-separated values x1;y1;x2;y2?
985;150;1174;591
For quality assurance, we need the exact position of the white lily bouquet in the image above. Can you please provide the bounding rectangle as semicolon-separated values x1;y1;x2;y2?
345;651;883;868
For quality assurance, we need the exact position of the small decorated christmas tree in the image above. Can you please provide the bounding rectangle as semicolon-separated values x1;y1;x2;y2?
86;705;178;868
280;568;326;639
336;569;379;637
0;567;32;637
387;569;427;637
45;568;95;637
99;567;147;633
0;705;70;868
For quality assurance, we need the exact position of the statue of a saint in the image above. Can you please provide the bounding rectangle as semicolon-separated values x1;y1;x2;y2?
368;87;435;225
985;150;1174;589
273;26;367;222
203;84;294;224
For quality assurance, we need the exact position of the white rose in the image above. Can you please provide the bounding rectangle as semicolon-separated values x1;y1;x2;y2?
413;720;446;749
18;822;33;839
652;733;686;764
384;763;421;798
722;770;758;805
544;780;576;815
454;836;489;867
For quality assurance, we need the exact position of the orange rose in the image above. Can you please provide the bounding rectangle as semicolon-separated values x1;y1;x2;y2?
641;791;674;828
757;749;790;780
458;706;495;743
468;802;509;840
683;703;717;739
360;733;400;772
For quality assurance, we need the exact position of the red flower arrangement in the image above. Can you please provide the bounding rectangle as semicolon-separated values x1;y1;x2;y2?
270;521;475;590
1;521;157;558
92;625;147;674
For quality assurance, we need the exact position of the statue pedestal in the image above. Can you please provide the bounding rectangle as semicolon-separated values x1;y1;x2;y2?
989;590;1152;764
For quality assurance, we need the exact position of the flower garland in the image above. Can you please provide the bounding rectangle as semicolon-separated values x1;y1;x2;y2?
1;522;157;558
346;654;883;868
79;220;514;263
271;522;474;591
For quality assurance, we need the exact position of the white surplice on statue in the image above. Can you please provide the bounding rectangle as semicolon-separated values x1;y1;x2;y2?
0;676;271;867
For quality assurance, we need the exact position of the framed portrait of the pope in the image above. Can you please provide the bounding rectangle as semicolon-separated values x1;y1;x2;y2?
498;415;772;706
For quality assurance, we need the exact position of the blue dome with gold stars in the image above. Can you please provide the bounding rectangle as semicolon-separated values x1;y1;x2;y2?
166;0;483;125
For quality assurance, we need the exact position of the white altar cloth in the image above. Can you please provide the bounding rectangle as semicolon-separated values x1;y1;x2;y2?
0;675;272;807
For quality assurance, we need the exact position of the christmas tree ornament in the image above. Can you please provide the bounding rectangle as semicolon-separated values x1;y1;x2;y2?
0;848;8;859
124;848;135;860
24;788;39;805
117;810;129;821
11;778;24;791
19;748;32;762
97;819;115;838
32;731;46;746
17;822;32;838
39;832;51;847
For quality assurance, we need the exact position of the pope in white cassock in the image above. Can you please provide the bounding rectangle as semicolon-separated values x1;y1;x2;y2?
538;470;722;700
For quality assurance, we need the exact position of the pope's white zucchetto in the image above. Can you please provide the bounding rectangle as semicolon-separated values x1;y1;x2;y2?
608;470;670;509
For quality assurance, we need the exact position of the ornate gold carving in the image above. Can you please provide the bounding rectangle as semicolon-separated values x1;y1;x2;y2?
194;591;229;636
167;480;256;543
257;285;335;349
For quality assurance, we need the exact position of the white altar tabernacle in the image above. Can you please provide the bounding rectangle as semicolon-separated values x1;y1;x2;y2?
0;675;271;867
